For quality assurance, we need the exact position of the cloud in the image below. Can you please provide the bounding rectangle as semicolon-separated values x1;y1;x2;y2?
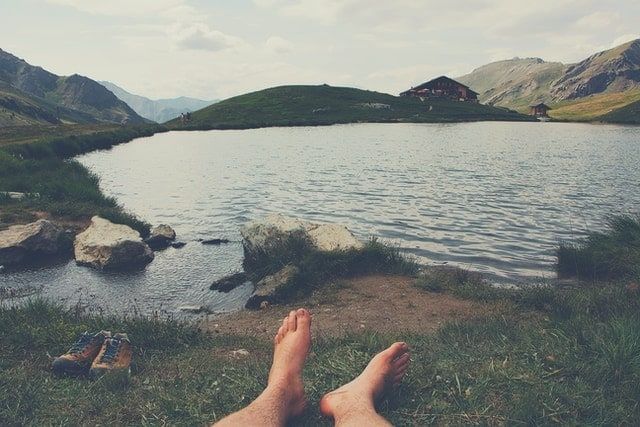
264;36;294;54
610;33;640;48
168;23;244;52
46;0;184;16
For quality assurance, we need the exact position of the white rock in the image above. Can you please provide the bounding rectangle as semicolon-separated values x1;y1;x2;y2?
74;216;154;270
0;220;64;265
240;214;363;254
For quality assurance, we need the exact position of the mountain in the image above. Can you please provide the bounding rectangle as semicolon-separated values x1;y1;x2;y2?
0;82;95;127
551;39;640;99
457;39;640;118
457;58;566;111
166;84;533;129
100;81;216;123
0;48;145;126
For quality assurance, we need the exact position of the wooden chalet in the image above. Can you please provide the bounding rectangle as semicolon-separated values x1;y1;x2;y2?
400;76;478;102
530;103;551;117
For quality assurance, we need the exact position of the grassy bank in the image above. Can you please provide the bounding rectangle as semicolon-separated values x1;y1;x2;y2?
167;85;534;130
2;276;640;425
0;124;166;234
557;214;640;281
549;89;640;122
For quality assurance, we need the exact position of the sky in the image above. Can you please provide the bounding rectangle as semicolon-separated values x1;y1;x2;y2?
2;0;639;100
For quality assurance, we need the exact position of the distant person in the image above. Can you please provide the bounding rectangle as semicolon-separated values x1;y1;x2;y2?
213;308;410;427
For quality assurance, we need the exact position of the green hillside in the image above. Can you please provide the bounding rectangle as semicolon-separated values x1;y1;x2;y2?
598;98;640;124
167;85;532;129
549;89;640;122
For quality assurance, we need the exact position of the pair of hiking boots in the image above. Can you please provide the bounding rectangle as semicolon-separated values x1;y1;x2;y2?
52;331;132;378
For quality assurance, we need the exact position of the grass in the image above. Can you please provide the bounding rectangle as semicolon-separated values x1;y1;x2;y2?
549;89;640;122
0;124;166;234
598;98;640;125
2;278;640;425
557;214;640;281
166;84;533;130
241;234;419;305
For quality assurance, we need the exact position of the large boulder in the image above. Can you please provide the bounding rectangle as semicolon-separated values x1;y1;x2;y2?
74;216;154;270
0;220;66;265
241;214;363;254
145;224;176;250
245;265;299;310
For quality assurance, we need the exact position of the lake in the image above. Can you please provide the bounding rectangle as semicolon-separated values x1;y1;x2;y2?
2;122;639;315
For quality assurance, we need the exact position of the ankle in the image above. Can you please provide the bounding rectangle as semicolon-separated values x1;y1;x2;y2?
323;391;376;420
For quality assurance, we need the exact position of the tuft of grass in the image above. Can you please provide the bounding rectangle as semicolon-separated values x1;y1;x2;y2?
557;214;640;281
243;235;419;304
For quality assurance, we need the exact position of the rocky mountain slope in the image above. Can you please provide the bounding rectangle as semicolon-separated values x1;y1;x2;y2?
0;49;145;126
551;39;640;99
100;81;216;123
458;39;640;115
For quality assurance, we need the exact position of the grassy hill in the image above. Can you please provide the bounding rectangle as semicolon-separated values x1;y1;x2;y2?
598;98;640;124
549;89;640;122
167;85;532;129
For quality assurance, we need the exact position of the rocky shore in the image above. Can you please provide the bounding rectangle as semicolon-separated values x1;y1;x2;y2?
0;216;178;272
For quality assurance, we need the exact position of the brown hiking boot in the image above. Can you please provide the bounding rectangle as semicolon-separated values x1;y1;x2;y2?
89;333;133;378
52;331;111;376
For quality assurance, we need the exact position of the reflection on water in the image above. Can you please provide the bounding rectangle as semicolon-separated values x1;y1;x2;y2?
2;122;639;315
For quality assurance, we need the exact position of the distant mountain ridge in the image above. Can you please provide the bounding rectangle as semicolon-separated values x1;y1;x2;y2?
458;39;640;116
100;81;216;123
0;48;145;126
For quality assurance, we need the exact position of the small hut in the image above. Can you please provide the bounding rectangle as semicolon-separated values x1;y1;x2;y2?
530;103;551;117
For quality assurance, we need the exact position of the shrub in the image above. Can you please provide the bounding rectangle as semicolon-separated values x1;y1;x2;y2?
557;214;640;281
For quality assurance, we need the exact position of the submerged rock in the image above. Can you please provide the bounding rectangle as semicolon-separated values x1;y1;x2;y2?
201;238;230;245
245;264;299;310
145;224;176;250
211;272;252;292
74;216;154;270
171;241;187;249
178;305;210;314
0;220;66;265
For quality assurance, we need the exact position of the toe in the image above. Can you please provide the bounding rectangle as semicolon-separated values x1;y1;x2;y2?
393;352;411;366
287;310;298;332
281;316;289;332
296;308;311;331
382;342;409;361
275;325;285;343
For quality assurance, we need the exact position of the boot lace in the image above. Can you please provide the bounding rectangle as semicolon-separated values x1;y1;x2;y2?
69;333;93;354
100;339;121;363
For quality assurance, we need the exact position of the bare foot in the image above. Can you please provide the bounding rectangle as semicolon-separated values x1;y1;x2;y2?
319;342;410;421
267;308;312;417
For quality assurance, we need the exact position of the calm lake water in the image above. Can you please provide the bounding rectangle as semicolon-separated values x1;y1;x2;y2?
2;122;639;315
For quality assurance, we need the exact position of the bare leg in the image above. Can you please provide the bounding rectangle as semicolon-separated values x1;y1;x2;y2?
213;309;311;427
319;342;410;427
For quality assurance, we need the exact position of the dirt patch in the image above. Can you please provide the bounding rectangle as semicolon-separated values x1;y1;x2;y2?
203;275;497;339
